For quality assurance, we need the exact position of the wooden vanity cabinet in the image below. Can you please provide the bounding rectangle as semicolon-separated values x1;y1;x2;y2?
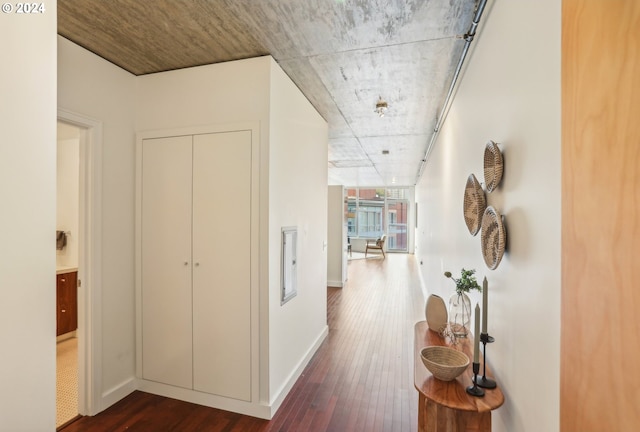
56;271;78;336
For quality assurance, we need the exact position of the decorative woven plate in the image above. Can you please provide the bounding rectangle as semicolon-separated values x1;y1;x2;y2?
484;141;503;193
463;174;486;236
481;206;506;270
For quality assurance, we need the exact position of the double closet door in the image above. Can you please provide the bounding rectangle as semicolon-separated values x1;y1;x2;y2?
141;131;251;401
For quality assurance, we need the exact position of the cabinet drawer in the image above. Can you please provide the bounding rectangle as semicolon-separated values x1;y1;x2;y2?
56;271;78;336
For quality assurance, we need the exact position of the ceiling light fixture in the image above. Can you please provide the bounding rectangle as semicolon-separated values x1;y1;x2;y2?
374;96;388;117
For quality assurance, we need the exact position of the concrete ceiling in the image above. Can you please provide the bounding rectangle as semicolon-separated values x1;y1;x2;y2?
58;0;481;187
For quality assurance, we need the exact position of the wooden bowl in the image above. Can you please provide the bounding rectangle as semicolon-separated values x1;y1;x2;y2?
420;346;470;381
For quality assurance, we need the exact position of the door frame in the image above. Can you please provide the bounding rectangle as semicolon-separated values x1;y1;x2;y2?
58;108;103;416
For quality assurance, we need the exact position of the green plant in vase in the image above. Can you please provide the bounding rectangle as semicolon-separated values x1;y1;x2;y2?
444;268;482;338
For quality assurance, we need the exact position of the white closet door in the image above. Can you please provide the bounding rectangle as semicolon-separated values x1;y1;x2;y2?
192;131;252;401
141;136;194;389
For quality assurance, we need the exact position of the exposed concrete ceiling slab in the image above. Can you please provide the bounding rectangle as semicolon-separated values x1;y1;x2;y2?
328;165;384;187
58;0;481;187
328;137;370;162
277;57;353;140
308;39;462;137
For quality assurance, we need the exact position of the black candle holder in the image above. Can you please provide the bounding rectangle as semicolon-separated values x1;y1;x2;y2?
466;362;485;397
478;332;497;389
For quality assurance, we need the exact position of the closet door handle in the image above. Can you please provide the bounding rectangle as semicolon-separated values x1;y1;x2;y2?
195;262;200;267
183;261;189;266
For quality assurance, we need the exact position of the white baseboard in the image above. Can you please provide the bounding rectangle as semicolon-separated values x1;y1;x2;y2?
101;377;136;412
327;280;343;288
121;326;329;420
56;331;77;342
267;324;329;417
137;379;272;419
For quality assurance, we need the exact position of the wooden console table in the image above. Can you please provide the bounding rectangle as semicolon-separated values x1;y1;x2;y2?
414;321;504;432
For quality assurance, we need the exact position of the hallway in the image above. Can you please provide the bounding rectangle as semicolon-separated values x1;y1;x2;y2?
61;253;425;431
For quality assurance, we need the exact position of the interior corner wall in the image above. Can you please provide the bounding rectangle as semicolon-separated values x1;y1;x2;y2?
327;186;345;287
414;1;561;432
267;59;329;409
136;56;271;405
58;36;138;409
135;56;271;131
0;2;57;430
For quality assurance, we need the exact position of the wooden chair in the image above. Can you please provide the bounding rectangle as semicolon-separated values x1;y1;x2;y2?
365;235;386;259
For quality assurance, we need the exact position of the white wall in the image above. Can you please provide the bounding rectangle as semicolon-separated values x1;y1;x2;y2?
58;36;138;408
0;2;57;430
267;59;329;409
406;187;416;254
137;57;270;411
136;57;271;131
136;56;327;416
327;186;345;287
415;1;561;431
57;134;80;268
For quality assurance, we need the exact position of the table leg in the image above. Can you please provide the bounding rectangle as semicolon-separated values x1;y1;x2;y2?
418;393;427;432
421;398;492;432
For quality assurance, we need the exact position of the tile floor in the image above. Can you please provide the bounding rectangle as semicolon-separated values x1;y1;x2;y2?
56;337;78;428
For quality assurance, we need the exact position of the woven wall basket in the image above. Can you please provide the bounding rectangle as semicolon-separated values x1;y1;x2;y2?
484;140;504;193
481;206;506;270
463;173;486;236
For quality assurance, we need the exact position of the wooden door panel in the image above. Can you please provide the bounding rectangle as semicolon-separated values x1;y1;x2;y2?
561;2;640;430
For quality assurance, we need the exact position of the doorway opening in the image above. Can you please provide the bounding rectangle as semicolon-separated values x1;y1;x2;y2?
56;109;103;427
56;121;81;427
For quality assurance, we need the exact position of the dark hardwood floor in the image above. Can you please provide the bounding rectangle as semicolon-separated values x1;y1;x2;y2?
61;254;425;432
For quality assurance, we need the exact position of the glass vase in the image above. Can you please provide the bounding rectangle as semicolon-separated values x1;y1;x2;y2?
448;292;471;338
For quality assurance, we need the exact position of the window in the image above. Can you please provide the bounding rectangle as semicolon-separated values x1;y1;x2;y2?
356;205;382;238
345;187;411;252
357;189;384;238
386;199;408;251
345;188;357;236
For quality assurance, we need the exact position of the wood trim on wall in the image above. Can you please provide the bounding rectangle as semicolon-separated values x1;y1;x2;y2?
561;1;640;430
